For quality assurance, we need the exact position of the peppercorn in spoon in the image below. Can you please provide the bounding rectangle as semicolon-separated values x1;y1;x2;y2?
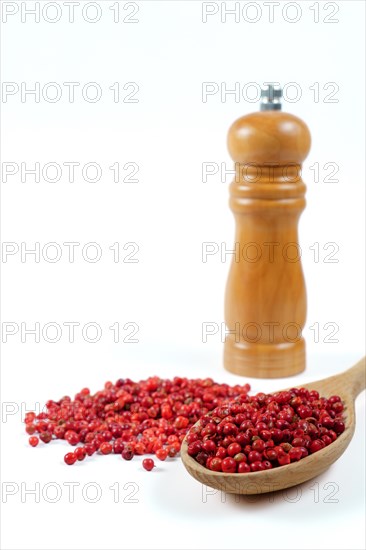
181;357;365;494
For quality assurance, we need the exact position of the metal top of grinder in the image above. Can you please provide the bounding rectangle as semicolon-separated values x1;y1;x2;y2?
260;85;282;111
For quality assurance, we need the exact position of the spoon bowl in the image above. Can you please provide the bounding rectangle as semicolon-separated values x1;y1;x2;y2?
181;357;365;494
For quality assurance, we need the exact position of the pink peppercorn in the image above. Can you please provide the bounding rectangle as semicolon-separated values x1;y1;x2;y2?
188;388;345;474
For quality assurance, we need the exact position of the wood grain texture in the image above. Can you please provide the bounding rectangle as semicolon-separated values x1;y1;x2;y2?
224;111;311;378
181;357;365;495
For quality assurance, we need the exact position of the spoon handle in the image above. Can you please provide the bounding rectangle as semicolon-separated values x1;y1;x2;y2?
342;357;366;398
304;357;366;399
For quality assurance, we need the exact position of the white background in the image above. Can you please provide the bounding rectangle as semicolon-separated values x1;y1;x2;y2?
1;1;365;549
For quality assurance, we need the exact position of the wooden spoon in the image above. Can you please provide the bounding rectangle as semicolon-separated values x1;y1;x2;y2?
181;357;365;495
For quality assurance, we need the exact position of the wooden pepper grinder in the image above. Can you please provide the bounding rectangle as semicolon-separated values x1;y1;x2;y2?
224;85;311;378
